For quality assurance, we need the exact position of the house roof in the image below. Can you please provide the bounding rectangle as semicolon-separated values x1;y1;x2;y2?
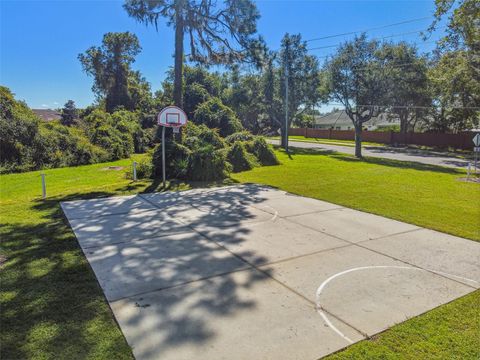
32;109;62;121
315;110;399;127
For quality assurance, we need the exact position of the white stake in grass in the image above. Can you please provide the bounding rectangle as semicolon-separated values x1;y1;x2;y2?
41;173;46;199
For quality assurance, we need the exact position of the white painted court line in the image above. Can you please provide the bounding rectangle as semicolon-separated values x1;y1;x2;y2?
247;204;278;224
315;265;479;342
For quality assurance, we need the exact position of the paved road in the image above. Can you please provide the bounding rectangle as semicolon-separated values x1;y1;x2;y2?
269;139;471;169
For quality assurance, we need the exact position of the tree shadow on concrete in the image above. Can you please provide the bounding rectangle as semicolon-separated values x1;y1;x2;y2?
1;184;278;359
60;184;277;359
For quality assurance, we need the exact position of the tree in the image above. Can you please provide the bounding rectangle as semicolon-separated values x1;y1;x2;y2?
377;42;431;138
427;0;480;132
128;70;155;114
159;65;222;118
323;34;386;157
123;0;264;108
222;66;266;133
293;112;316;128
78;32;142;113
184;66;221;97
264;34;321;148
430;0;479;54
428;51;480;132
60;100;78;126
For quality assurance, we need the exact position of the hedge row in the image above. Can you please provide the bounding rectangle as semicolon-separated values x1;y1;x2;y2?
0;87;154;173
149;123;279;181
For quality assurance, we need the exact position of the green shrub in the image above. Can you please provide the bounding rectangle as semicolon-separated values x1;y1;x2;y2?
91;125;133;160
227;141;257;172
84;109;141;160
293;113;315;128
183;123;225;150
71;137;109;165
376;124;401;132
152;131;231;181
184;82;210;118
112;110;149;153
0;87;111;173
152;140;191;179
0;86;155;174
251;137;279;166
134;127;155;153
0;86;41;171
127;155;154;179
35;123;108;168
193;97;242;137
188;145;231;181
225;131;255;144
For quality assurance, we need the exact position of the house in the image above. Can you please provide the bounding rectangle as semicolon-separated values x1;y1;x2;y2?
32;109;62;121
314;110;400;131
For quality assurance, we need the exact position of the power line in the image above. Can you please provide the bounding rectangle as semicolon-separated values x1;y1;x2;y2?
312;41;438;62
308;36;439;52
305;16;431;43
351;61;428;71
321;60;431;71
322;103;480;110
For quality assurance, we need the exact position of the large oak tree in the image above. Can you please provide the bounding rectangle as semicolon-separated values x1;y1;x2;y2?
428;0;480;131
323;34;387;157
377;42;431;138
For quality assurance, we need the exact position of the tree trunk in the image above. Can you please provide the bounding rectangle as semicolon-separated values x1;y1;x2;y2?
173;0;184;108
354;124;362;158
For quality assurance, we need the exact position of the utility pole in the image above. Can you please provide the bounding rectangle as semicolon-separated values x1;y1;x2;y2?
284;41;289;153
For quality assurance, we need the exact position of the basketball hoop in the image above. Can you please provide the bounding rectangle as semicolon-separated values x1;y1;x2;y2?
157;106;188;188
158;106;187;128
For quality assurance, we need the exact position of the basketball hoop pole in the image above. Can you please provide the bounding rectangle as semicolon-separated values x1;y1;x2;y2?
162;126;166;188
284;42;289;153
157;106;188;189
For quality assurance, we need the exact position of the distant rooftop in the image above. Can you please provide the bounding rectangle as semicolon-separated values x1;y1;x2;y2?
32;109;61;121
315;110;399;127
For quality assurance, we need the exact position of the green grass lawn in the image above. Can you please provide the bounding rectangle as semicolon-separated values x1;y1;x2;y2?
1;150;479;359
326;290;480;359
0;156;151;359
233;149;479;240
268;135;384;147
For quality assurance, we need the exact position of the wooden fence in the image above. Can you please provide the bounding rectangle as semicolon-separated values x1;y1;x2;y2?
288;128;477;150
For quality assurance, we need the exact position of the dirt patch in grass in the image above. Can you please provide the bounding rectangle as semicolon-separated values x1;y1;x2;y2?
101;166;124;171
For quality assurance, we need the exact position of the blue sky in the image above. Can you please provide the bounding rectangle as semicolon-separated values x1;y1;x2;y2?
1;0;447;109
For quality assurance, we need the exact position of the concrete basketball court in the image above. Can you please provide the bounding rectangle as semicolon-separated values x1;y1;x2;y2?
61;184;480;360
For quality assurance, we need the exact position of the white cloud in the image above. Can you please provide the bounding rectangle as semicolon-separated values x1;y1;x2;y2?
53;101;59;105
41;104;48;108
